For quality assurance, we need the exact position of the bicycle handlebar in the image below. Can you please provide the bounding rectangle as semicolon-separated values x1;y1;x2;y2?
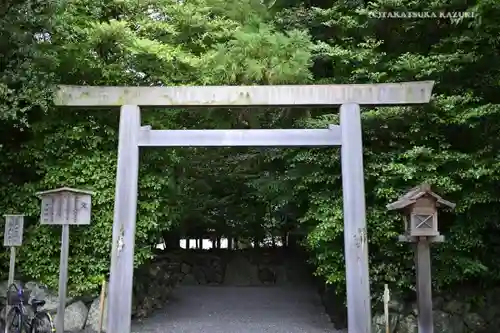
7;283;21;296
8;283;19;291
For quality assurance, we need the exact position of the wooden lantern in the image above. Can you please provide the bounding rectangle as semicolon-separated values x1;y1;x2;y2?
386;183;455;237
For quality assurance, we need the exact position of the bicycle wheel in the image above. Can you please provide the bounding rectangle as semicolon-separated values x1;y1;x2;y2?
30;312;55;333
5;307;22;333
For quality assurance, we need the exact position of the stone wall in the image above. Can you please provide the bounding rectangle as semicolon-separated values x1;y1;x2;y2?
0;255;183;332
3;249;498;333
321;284;500;333
0;248;291;332
165;248;288;287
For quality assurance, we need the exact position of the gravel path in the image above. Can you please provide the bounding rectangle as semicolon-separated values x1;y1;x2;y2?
131;285;341;333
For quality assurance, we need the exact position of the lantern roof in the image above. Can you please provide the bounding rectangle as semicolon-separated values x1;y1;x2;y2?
386;183;455;211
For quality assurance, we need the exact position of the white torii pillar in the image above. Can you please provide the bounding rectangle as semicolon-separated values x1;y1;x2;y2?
54;81;434;333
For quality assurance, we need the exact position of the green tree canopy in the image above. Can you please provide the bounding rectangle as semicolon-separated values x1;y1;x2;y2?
1;0;500;303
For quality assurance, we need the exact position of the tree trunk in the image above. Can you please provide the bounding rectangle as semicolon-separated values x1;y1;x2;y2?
281;232;288;248
162;230;180;250
209;234;216;249
253;236;261;249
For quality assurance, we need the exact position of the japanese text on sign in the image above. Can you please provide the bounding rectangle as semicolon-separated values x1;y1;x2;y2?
3;215;24;246
40;193;91;225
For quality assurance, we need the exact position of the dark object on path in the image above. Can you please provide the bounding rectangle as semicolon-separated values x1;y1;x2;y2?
258;267;277;285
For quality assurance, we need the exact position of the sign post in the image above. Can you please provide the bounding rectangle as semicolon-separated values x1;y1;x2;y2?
4;215;24;285
37;187;93;333
3;214;24;328
383;284;390;333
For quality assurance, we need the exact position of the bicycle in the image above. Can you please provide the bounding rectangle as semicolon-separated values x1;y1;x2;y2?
5;284;55;333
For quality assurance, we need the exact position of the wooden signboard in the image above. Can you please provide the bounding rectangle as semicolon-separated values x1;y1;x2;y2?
40;188;92;225
3;214;24;324
37;187;94;333
3;215;24;247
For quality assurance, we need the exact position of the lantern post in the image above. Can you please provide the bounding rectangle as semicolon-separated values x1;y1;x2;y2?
3;214;24;325
387;183;455;333
37;187;94;333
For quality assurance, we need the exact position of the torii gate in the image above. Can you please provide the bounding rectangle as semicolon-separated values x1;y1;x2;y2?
54;81;434;333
